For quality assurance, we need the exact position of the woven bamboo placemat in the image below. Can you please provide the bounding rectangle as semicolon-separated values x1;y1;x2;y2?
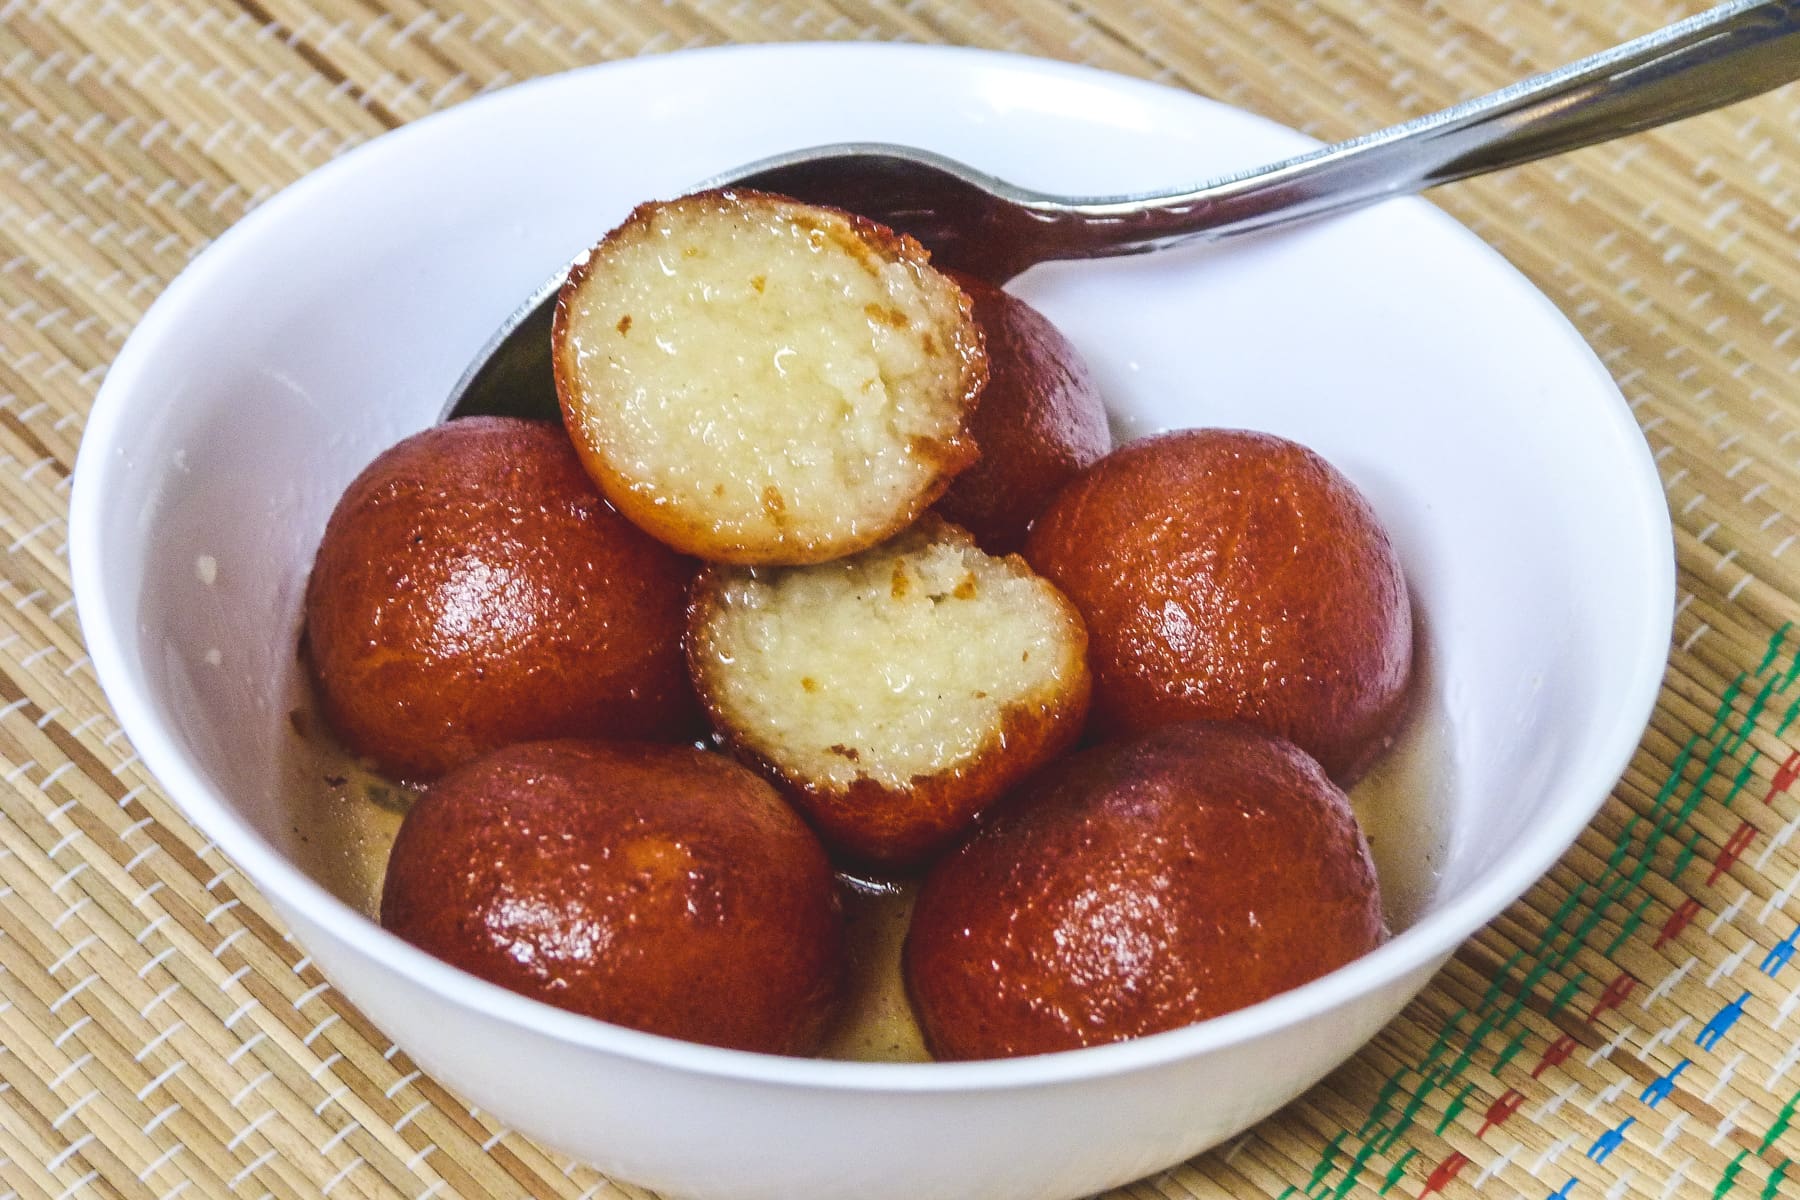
1;0;1796;1196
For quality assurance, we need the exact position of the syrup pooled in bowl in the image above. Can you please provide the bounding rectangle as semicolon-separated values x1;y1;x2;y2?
278;661;1449;1064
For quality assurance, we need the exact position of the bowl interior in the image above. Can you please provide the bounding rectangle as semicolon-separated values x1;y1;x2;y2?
72;44;1672;1075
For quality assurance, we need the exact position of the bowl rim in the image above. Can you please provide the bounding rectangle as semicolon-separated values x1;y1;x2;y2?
69;40;1676;1092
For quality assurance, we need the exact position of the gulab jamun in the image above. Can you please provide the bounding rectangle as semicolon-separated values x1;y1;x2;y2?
554;189;988;565
904;722;1385;1060
303;416;697;780
1024;428;1412;783
380;740;844;1055
933;273;1111;555
687;518;1091;869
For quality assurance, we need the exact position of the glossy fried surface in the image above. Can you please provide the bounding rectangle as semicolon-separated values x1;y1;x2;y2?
303;417;697;780
380;741;844;1055
1025;428;1412;783
904;722;1385;1060
933;273;1111;555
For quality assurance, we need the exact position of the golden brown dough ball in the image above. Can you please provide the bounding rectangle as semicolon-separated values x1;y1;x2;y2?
380;740;844;1055
303;416;697;780
933;272;1111;555
687;518;1090;869
1025;428;1412;783
554;189;987;565
904;722;1385;1060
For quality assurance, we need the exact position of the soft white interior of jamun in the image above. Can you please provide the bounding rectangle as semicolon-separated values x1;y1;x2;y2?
559;192;978;552
697;525;1084;790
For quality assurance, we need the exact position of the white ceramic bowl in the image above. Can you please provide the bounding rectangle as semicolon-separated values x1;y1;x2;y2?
70;44;1673;1200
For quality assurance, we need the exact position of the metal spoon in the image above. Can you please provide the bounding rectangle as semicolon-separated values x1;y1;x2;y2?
446;0;1800;423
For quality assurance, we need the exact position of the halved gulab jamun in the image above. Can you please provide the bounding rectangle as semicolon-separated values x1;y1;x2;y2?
688;518;1090;869
554;189;987;565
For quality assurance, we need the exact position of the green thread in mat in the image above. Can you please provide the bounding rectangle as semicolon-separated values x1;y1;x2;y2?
1308;1134;1346;1193
1432;1082;1476;1136
1602;894;1655;957
1378;1149;1418;1195
1289;626;1791;1196
1333;1135;1389;1199
1357;1076;1404;1137
1758;1092;1797;1154
1673;831;1705;883
1777;650;1800;699
1758;636;1785;675
1716;1150;1751;1199
1547;971;1589;1017
1495;1028;1530;1073
1774;696;1800;739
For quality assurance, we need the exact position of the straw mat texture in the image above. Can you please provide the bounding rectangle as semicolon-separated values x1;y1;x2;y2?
0;0;1797;1196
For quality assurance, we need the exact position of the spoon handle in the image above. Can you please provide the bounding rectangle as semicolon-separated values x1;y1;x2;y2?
1043;0;1800;255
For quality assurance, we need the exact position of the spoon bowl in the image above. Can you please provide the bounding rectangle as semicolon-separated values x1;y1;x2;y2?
447;0;1798;422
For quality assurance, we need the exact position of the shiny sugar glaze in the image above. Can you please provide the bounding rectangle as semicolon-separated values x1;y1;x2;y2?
281;673;1448;1064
